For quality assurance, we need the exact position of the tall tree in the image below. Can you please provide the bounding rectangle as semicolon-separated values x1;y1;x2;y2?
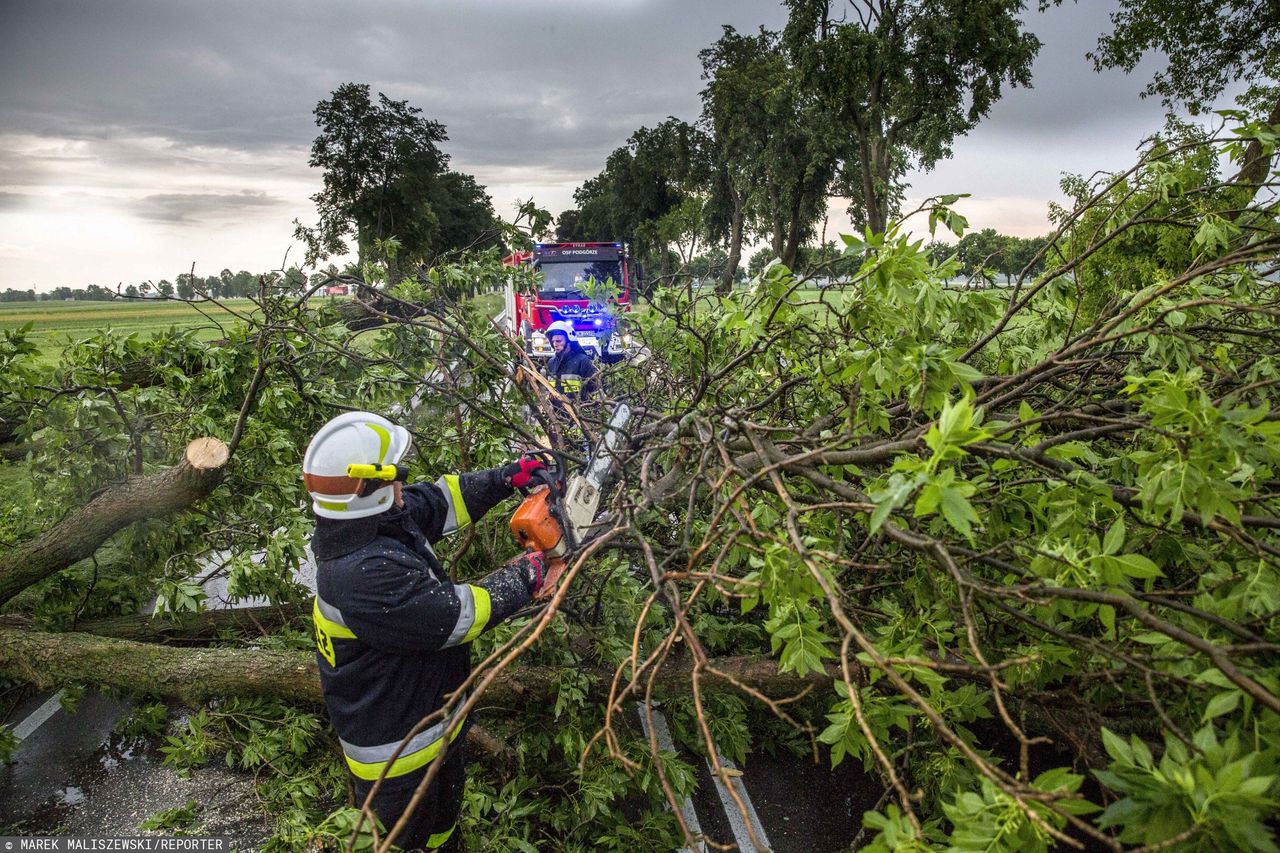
293;83;497;274
783;0;1040;233
574;118;706;278
295;83;447;268
426;171;502;259
1079;0;1280;191
700;26;836;282
554;209;585;242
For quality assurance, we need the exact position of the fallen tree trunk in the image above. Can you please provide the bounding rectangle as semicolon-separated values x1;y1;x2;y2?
0;438;230;606
75;603;309;644
0;626;319;705
0;625;522;765
0;626;834;708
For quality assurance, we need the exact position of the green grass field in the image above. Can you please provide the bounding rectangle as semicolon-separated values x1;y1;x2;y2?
1;299;262;365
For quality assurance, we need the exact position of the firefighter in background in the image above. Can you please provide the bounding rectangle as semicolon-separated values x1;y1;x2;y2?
542;320;598;458
303;411;548;851
544;319;597;401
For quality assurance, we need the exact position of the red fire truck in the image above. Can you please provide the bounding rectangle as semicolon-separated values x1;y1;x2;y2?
502;241;637;362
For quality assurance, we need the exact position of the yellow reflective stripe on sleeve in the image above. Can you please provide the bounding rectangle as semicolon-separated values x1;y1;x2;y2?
426;823;457;849
342;716;467;781
443;474;471;531
312;597;356;666
461;585;491;645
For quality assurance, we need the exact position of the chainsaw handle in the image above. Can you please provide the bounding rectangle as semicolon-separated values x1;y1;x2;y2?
514;449;569;496
517;465;559;497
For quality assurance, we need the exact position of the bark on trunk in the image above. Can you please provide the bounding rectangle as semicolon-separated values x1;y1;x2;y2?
717;195;747;295
75;603;309;644
0;438;230;606
0;626;837;708
0;627;320;705
781;190;806;269
1230;92;1280;215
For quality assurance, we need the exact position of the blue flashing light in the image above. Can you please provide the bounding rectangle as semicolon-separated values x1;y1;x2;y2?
594;318;603;326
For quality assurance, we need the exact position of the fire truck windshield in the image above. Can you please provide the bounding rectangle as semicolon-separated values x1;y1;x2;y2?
537;260;622;300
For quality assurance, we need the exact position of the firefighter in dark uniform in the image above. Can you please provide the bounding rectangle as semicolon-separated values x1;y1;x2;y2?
544;320;597;401
302;411;548;851
542;320;598;458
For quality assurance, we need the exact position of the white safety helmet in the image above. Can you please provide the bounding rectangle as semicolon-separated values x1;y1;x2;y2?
302;411;412;519
545;320;576;344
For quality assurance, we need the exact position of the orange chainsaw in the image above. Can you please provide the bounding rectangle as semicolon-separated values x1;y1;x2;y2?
510;403;632;599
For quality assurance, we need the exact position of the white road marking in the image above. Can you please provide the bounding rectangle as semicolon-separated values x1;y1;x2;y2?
706;752;772;852
636;703;706;852
10;689;66;741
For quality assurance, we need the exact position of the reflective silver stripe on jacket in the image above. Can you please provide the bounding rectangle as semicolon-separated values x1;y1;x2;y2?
339;715;450;765
315;594;351;630
444;583;476;648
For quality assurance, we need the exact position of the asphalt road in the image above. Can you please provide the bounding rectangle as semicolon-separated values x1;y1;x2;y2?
2;689;873;850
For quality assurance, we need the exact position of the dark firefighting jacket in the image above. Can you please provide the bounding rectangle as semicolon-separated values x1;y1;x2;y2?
547;341;597;399
310;468;532;784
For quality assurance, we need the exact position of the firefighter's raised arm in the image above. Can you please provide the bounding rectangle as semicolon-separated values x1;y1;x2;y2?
404;458;547;543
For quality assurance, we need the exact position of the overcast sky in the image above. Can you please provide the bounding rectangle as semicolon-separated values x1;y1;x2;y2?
0;0;1219;292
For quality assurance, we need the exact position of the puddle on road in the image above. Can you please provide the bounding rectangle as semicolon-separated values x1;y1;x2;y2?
56;787;86;807
5;723;274;848
1;729;159;834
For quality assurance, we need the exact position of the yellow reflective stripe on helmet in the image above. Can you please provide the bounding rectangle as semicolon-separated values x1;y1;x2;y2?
364;422;391;463
342;716;467;781
317;499;349;512
438;474;471;534
426;824;456;849
461;585;491;645
313;596;356;667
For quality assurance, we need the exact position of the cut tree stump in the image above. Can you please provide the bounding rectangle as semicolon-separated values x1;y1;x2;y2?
0;437;231;606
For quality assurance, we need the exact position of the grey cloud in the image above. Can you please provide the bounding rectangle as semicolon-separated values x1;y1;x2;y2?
131;190;284;223
4;0;1257;292
3;0;1182;200
0;191;35;211
0;0;786;161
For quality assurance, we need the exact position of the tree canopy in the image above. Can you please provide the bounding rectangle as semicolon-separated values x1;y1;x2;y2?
1073;0;1280;193
700;26;837;283
572;117;706;276
294;83;501;274
782;0;1041;233
1082;0;1279;113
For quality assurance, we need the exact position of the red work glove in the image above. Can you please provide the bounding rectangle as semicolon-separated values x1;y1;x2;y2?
503;455;546;489
509;551;546;595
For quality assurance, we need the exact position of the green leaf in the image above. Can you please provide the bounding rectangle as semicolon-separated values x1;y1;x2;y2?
1101;727;1132;763
938;486;979;539
1202;691;1240;721
1103;518;1125;555
1113;554;1162;579
1099;605;1116;637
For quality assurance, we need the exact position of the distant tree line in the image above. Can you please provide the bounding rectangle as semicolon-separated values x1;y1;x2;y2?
5;264;353;303
926;228;1050;282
